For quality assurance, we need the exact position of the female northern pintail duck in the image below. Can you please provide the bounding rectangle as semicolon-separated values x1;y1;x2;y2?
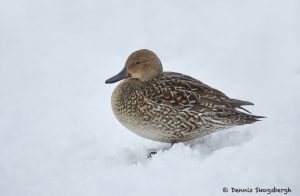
105;49;263;143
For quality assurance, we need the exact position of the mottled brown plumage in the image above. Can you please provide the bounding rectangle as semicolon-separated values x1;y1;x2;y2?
105;49;264;143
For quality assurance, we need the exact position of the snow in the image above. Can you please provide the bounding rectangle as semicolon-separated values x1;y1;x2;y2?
0;0;300;195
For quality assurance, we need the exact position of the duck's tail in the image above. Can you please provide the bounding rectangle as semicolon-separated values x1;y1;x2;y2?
227;98;266;124
236;113;266;125
229;98;254;114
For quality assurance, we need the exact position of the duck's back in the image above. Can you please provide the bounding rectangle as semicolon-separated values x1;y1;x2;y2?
139;72;255;114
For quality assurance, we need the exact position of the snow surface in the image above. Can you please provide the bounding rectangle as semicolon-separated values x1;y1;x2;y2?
0;0;300;195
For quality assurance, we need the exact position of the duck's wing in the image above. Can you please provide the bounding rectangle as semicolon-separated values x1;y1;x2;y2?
143;72;253;113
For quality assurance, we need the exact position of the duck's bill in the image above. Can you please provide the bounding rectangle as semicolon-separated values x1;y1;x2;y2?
105;67;130;84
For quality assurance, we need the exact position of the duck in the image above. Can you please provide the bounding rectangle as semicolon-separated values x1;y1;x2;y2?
105;49;264;144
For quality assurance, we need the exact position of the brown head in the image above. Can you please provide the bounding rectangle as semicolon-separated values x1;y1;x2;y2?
105;49;163;84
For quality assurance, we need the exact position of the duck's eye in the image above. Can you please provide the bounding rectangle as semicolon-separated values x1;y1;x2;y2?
135;61;141;65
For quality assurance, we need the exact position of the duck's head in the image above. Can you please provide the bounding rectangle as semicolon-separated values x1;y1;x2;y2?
105;49;163;84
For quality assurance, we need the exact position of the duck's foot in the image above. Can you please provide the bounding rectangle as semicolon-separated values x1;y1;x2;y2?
147;151;157;158
147;142;178;158
171;142;177;147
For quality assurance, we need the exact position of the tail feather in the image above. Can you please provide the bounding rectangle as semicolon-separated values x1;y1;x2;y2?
236;114;266;125
229;98;266;123
230;98;254;106
229;98;255;114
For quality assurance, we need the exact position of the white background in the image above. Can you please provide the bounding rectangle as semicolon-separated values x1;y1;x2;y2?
0;0;299;195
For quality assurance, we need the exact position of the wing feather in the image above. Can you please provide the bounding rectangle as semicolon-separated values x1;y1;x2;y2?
140;72;253;114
